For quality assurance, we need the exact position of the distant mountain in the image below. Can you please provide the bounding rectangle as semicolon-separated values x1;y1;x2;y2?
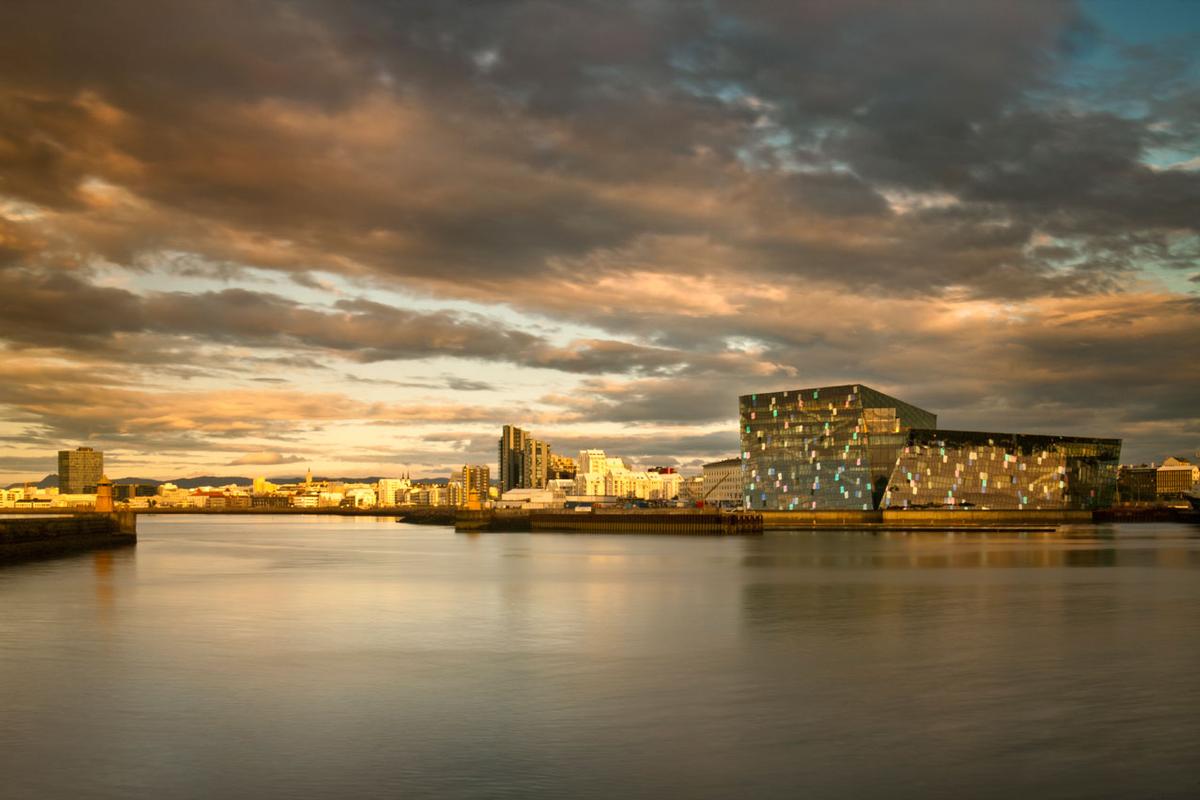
7;473;60;490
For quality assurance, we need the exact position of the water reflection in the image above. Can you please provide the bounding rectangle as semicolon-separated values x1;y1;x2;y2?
1;517;1198;800
736;529;1200;570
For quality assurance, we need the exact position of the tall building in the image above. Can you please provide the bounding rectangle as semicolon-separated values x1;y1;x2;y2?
58;447;103;494
741;384;936;511
498;425;529;492
461;464;490;509
523;439;551;489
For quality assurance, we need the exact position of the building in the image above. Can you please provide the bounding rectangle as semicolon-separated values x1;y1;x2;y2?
498;425;529;492
1157;457;1199;498
113;483;157;501
496;488;564;509
702;458;742;507
523;438;551;489
461;464;490;509
882;429;1121;510
677;475;706;506
376;477;411;506
568;449;682;501
1117;465;1158;503
740;383;1120;511
548;454;577;480
578;450;608;476
252;477;279;495
741;384;937;511
94;476;114;513
58;446;103;494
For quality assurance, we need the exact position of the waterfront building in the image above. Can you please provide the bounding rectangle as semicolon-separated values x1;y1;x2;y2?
461;464;490;508
882;429;1121;510
498;425;529;492
702;458;743;508
677;475;705;506
497;488;564;509
292;493;319;508
343;487;377;508
1156;457;1199;498
58;446;103;494
741;384;937;510
1118;465;1159;503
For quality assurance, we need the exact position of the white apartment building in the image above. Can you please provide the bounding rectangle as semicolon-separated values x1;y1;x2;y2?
376;477;411;506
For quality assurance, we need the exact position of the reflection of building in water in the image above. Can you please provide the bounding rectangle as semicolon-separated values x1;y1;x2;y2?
739;383;1121;511
884;430;1121;511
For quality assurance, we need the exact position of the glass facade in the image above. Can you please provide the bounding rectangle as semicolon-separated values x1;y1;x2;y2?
882;429;1121;510
739;385;937;510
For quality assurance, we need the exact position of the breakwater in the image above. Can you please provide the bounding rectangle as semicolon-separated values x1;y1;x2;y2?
457;509;764;535
0;512;137;564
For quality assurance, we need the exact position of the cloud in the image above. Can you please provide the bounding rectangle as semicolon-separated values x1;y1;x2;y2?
0;0;1198;477
227;451;305;466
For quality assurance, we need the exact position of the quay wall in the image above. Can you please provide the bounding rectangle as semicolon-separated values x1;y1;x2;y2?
456;509;763;535
0;513;137;564
760;509;1093;529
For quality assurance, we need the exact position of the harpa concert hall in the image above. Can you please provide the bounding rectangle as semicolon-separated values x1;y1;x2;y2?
739;384;1120;512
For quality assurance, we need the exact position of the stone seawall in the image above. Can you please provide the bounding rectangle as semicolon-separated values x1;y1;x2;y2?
457;509;763;535
0;513;137;565
760;509;1093;530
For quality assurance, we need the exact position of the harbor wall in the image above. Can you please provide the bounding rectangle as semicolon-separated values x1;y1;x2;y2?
0;513;137;564
456;509;763;535
759;508;1093;529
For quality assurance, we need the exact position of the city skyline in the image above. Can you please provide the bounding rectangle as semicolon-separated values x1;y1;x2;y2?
2;0;1199;483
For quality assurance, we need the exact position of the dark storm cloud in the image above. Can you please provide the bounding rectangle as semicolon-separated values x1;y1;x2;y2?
1;0;1198;473
2;0;1194;297
0;268;687;374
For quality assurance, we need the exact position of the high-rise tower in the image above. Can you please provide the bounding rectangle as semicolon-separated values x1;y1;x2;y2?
57;447;103;494
498;425;529;492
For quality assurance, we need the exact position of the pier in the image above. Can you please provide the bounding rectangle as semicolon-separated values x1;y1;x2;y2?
0;513;137;565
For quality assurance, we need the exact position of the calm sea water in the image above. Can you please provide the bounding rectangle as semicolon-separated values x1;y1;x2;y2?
2;516;1199;799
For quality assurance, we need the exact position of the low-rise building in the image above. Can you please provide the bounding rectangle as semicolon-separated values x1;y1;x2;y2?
702;458;742;507
1157;457;1199;498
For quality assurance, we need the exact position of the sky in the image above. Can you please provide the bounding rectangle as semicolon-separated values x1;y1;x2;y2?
1;0;1198;481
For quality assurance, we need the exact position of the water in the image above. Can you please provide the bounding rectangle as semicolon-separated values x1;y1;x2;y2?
2;516;1199;799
